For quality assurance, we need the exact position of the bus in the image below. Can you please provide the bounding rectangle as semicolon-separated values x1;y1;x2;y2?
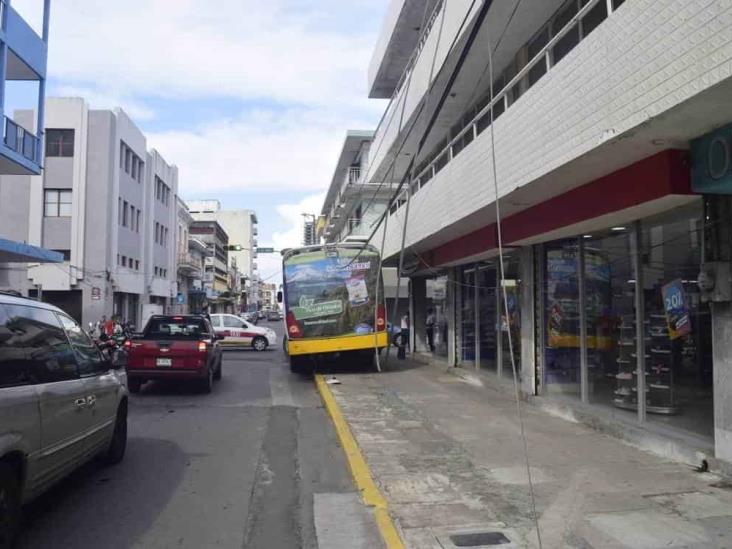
280;242;388;372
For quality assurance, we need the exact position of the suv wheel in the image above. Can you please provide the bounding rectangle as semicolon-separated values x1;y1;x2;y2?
199;367;213;394
101;403;127;465
0;463;21;548
252;337;268;352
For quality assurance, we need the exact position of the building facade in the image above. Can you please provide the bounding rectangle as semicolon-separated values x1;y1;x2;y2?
0;98;178;326
0;1;63;268
189;219;232;313
188;200;259;310
361;0;732;470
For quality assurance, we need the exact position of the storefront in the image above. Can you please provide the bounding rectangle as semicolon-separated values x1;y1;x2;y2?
455;253;523;380
536;200;713;439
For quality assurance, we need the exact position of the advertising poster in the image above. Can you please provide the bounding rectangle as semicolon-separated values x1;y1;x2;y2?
662;279;691;340
283;248;381;339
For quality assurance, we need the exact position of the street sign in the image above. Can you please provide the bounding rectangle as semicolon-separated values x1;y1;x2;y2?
256;247;275;253
91;287;101;300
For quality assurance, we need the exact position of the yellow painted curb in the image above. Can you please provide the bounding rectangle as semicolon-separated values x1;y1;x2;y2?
315;374;405;549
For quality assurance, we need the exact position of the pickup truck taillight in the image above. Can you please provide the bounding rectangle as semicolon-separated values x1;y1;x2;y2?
286;312;303;338
197;341;208;352
376;305;386;331
124;339;132;349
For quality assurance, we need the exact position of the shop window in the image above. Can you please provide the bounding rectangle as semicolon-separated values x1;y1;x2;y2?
544;239;581;397
500;254;522;379
459;267;476;363
478;263;497;372
640;202;712;437
582;228;637;417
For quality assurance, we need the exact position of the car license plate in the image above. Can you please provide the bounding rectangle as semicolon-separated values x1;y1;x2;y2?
156;358;172;367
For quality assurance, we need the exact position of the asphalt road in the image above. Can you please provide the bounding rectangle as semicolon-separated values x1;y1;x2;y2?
16;322;381;549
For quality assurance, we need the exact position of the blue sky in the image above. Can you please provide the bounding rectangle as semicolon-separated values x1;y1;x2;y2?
12;0;391;281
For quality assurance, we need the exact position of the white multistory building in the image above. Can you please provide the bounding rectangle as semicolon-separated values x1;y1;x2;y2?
359;0;732;469
187;200;258;310
0;97;178;326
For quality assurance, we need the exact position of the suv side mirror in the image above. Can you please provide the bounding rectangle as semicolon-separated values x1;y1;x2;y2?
277;291;283;303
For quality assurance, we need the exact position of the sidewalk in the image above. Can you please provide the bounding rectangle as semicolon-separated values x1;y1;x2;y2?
325;358;732;548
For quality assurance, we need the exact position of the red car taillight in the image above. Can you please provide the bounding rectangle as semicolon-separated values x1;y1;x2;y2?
124;339;132;350
198;341;208;352
286;312;303;338
376;305;386;331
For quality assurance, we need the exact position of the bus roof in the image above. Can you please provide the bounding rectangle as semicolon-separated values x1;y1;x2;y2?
281;242;379;262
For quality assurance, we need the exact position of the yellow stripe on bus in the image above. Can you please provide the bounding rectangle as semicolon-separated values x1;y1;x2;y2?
287;332;388;355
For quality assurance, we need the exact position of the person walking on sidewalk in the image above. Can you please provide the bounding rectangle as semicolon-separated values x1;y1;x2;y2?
398;312;410;360
426;308;436;352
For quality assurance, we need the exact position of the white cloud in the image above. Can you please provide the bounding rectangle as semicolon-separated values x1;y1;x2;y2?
148;107;378;194
255;192;325;285
30;0;384;108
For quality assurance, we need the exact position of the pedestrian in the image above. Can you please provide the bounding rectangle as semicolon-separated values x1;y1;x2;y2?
398;312;410;360
426;308;436;352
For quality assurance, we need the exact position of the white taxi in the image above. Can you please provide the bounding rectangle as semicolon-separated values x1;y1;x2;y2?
210;314;277;351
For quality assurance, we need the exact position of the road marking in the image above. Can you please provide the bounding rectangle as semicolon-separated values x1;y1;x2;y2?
315;374;404;549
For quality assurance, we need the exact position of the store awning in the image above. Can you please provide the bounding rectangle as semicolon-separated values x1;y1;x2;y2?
0;238;64;263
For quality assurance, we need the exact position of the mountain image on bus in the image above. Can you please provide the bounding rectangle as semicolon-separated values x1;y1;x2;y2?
281;242;388;373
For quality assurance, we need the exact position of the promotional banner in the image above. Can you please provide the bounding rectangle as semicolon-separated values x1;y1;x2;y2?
662;279;691;340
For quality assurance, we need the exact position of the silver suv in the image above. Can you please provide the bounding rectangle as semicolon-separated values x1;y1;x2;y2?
0;295;128;546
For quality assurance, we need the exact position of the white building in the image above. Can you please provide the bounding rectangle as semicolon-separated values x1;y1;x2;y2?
362;0;732;470
187;200;259;310
0;97;178;326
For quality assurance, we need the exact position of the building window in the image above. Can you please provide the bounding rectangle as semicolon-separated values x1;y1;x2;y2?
130;205;136;230
155;222;160;244
44;189;72;217
131;157;137;180
135;260;140;270
120;143;125;169
125;148;131;173
551;1;580;65
45;129;75;157
136;210;141;233
121;256;127;267
122;200;129;227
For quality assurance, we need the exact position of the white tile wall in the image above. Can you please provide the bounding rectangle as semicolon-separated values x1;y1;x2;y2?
380;0;732;260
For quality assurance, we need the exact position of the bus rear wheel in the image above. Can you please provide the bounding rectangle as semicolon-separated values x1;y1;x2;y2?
290;356;311;375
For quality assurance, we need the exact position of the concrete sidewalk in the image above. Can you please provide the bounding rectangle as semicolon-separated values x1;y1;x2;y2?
325;359;732;548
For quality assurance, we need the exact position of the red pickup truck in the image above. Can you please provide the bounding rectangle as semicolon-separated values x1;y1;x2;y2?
125;315;223;393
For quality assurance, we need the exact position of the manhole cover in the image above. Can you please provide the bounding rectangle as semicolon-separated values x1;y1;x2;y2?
449;531;511;546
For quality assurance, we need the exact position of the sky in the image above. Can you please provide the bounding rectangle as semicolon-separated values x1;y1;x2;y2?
12;0;390;284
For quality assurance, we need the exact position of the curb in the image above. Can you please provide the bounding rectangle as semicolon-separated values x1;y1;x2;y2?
315;374;405;549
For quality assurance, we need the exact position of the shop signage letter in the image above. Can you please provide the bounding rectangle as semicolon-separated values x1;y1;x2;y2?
692;121;732;194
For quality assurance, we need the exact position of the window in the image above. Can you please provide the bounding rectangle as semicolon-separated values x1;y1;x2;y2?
120;143;125;169
117;254;120;265
118;197;122;224
528;26;549;86
144;317;209;339
45;129;74;157
125;148;131;173
154;267;159;276
52;250;71;261
135;260;140;270
58;314;107;376
1;304;78;384
164;227;168;247
155;222;160;243
44;189;72;217
131;157;137;180
130;205;136;230
136;210;141;233
552;0;580;65
137;161;144;183
580;0;607;38
122;256;127;267
123;200;129;227
223;315;244;329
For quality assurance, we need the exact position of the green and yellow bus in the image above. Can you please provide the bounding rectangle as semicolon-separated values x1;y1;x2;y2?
281;243;388;372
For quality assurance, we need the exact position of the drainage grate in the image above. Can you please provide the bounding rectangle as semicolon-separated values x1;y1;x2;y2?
449;531;511;547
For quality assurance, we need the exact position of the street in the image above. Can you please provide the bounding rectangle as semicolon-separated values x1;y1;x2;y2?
15;323;381;549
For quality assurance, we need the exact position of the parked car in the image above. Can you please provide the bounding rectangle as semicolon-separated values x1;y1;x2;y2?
244;311;258;325
266;310;282;321
210;313;277;351
256;310;266;320
125;315;223;394
0;295;128;545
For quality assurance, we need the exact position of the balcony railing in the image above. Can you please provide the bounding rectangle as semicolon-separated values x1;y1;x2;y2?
4;116;40;164
389;0;618;215
177;252;201;274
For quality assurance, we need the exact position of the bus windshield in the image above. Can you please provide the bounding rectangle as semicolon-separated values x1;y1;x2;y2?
283;246;382;339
